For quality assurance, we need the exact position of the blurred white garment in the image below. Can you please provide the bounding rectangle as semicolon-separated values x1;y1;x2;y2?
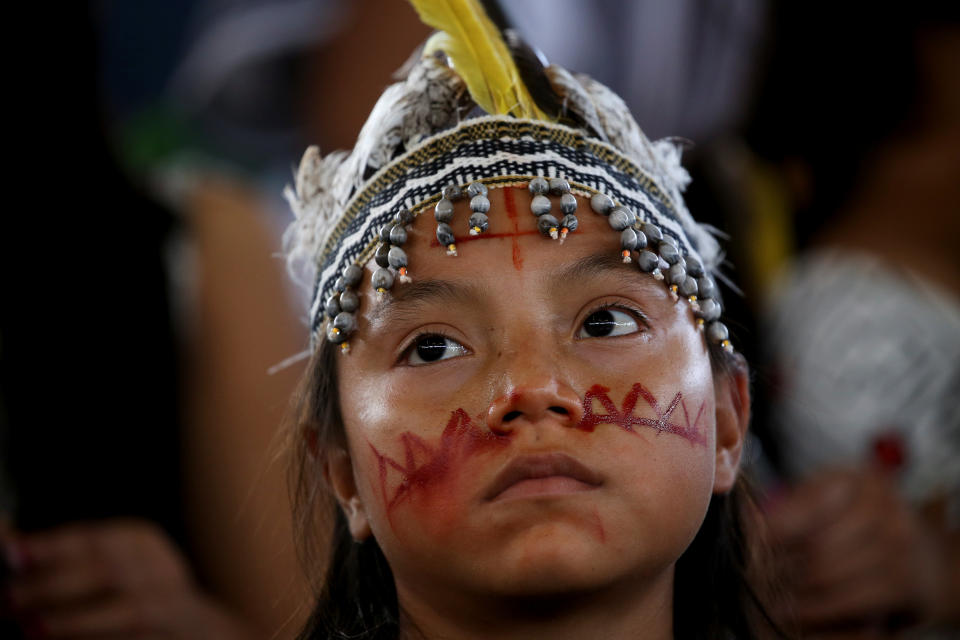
764;250;960;518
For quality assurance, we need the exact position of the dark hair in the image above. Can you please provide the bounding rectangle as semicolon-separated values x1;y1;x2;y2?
288;339;785;639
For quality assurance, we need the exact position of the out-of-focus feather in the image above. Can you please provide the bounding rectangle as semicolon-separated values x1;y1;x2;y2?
409;0;548;120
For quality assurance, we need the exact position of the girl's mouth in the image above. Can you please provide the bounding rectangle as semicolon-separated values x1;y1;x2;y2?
484;452;603;502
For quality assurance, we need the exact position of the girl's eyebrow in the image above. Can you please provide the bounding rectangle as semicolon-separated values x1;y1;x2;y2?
367;279;487;328
546;252;643;291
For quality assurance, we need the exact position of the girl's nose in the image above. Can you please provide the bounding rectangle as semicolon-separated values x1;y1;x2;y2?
485;379;584;435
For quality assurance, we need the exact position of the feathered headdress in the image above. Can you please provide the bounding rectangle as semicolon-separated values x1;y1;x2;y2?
284;0;728;351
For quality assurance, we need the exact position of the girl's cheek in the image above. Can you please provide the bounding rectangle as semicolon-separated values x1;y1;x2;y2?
359;407;513;540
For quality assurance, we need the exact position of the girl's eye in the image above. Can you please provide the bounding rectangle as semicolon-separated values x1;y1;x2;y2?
578;308;640;339
405;334;469;365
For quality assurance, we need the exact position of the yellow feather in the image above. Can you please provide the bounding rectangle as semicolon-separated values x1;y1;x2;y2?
408;0;548;120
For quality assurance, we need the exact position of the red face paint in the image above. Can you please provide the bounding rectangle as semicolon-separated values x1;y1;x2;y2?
371;382;706;529
369;408;513;523
428;229;539;248
428;187;533;274
576;384;707;446
502;187;523;271
590;507;606;543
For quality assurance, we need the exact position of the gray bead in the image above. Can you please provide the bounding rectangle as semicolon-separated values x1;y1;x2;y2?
636;250;659;272
641;222;663;243
528;176;549;195
434;198;454;223
660;235;678;249
375;243;390;268
394;208;413;226
620;227;639;251
378;222;395;244
387;246;408;269
697;298;721;322
685;256;704;278
635;229;648;250
697;276;717;300
679;276;698;298
659;242;681;265
549;177;570;194
706;321;729;344
339;289;359;313
559;192;577;214
326;324;347;344
466;182;488;198
608;208;632;231
590;193;614;215
560;214;578;232
333;311;356;334
343;265;363;287
531;194;551;216
468;212;489;233
469;194;490;213
667;262;687;285
442;184;464;201
333;276;347;292
372;267;394;291
436;222;456;246
389;225;408;246
537;213;559;237
324;295;340;318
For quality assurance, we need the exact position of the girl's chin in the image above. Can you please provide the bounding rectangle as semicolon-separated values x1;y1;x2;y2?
466;541;638;597
475;521;627;583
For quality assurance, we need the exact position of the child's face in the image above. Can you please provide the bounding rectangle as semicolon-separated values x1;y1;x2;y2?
333;188;728;601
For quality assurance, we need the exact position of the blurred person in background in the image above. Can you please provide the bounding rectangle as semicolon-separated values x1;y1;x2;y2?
0;1;429;638
0;4;307;638
740;3;960;638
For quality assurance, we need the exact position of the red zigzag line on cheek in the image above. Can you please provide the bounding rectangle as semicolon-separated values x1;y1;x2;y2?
577;384;707;446
368;409;512;514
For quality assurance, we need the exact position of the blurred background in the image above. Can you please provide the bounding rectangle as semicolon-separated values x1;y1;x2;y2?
1;1;957;638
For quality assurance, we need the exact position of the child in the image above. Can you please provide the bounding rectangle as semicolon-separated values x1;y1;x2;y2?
283;1;778;638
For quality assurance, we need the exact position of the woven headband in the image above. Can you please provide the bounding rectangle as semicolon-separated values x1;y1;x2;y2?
308;116;710;333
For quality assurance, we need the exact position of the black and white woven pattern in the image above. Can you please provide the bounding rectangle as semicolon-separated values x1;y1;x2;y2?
309;116;712;334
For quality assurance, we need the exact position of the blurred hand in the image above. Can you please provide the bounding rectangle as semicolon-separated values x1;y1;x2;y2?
765;467;954;636
1;519;255;639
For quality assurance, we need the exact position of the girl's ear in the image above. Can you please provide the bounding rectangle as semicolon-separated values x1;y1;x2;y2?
713;356;751;494
324;447;372;541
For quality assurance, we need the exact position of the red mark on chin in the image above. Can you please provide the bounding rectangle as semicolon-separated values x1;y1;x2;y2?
590;508;606;543
576;384;707;446
369;409;511;520
503;187;523;271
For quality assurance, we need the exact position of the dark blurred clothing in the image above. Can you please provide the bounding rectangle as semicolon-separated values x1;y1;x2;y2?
1;3;184;545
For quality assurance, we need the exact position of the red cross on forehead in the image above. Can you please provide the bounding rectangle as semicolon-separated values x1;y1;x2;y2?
427;187;533;271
